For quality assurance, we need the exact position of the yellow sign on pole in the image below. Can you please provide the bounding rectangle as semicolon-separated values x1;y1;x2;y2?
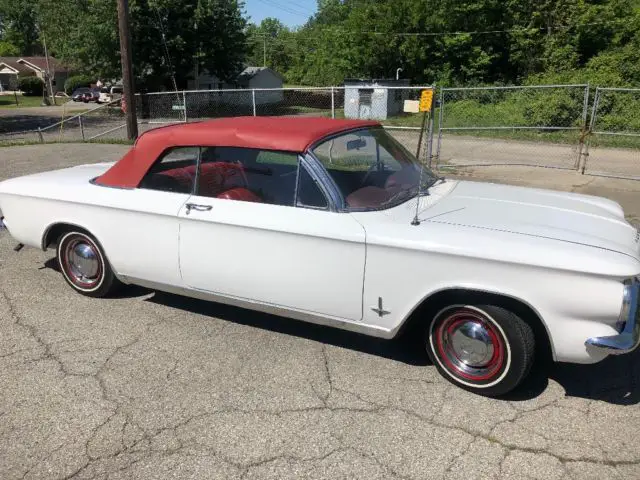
419;89;434;112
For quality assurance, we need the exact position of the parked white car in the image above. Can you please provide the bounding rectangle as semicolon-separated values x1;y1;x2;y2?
0;117;638;396
98;85;123;104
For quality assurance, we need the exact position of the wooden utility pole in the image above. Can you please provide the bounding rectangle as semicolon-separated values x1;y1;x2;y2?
117;0;138;140
41;30;56;105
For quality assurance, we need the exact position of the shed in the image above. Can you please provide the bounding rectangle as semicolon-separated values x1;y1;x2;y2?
343;78;411;120
236;66;284;105
186;66;284;109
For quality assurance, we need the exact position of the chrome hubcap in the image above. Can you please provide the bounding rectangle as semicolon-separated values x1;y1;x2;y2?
68;242;99;283
435;308;505;382
450;321;495;367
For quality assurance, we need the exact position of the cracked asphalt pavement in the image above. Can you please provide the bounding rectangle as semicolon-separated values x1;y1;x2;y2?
1;144;640;479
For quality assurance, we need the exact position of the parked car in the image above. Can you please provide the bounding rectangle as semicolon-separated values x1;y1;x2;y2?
71;87;91;102
0;117;638;396
78;88;100;103
98;85;123;104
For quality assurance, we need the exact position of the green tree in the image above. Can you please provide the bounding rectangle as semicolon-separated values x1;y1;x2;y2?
0;0;41;54
246;18;294;76
36;0;248;90
0;40;20;56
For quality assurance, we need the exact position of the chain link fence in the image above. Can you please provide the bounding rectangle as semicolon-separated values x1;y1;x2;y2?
136;86;434;163
434;84;590;171
2;83;639;181
583;87;640;180
0;99;128;144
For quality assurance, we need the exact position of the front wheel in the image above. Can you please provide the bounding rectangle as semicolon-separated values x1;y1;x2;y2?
426;304;535;396
56;231;121;298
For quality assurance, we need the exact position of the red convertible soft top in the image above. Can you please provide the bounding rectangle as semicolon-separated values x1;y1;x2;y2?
94;116;380;188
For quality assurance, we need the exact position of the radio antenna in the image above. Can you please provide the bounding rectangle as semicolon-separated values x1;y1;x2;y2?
411;87;434;226
411;161;426;226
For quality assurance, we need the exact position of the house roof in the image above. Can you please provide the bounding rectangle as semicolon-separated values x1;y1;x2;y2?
94;116;381;188
0;58;33;74
237;66;284;83
343;78;411;86
0;56;70;74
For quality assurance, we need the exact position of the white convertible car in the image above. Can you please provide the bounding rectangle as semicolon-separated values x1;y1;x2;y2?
0;117;638;396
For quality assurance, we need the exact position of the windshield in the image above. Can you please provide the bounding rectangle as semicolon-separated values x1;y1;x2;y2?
311;126;438;210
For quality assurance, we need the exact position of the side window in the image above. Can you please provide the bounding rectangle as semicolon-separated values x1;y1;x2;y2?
196;147;298;206
296;165;328;209
138;147;199;194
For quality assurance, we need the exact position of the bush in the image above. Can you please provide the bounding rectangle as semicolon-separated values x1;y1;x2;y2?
64;75;94;95
18;76;44;96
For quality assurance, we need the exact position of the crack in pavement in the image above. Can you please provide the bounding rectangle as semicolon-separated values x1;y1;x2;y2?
1;247;639;480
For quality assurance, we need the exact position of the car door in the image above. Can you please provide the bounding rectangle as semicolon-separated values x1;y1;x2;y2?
105;146;199;286
177;146;366;321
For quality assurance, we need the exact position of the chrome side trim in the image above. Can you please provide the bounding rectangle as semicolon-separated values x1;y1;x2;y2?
123;277;396;339
585;279;640;354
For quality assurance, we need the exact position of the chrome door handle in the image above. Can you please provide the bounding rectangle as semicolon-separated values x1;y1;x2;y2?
185;203;212;214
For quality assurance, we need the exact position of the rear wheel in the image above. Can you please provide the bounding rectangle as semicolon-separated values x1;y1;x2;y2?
426;304;535;396
56;231;121;298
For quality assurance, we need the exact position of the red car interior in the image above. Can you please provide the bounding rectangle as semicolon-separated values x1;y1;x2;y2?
149;161;264;203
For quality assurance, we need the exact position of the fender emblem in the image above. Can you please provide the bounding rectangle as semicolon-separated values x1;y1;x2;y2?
371;297;391;317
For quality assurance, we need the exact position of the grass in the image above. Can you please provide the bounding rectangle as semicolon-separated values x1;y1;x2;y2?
0;94;74;109
0;138;134;148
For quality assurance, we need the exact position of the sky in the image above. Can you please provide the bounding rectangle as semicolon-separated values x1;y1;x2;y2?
244;0;318;28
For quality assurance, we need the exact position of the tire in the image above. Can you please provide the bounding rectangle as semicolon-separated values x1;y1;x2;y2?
425;304;535;396
56;231;121;298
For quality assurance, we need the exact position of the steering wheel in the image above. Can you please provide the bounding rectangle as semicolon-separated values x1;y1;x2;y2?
360;163;392;188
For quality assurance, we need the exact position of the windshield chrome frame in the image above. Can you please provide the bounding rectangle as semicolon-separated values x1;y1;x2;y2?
304;125;433;213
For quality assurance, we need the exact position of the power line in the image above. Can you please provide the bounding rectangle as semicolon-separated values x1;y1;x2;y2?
255;0;311;19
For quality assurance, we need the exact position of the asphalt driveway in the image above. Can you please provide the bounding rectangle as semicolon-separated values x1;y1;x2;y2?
0;144;639;479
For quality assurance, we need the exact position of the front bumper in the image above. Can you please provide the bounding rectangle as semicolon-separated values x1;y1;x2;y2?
585;278;640;355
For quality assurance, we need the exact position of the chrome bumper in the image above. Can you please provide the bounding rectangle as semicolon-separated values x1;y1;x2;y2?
585;279;640;355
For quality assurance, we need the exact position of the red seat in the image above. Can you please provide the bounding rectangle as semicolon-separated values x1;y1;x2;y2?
155;167;195;192
152;162;262;202
346;186;391;208
217;187;262;202
197;162;249;197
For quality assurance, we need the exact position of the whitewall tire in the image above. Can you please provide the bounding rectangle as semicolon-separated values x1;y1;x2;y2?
425;304;535;396
56;231;120;298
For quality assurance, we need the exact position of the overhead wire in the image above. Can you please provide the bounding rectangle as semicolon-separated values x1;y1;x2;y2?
150;4;181;97
255;0;311;18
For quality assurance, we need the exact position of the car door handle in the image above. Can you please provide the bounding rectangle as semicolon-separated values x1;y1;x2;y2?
185;203;212;214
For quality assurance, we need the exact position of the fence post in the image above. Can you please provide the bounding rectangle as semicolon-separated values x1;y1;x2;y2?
331;87;335;119
581;87;601;175
182;91;188;123
435;87;445;169
79;115;85;141
252;89;257;116
575;83;590;171
37;127;44;143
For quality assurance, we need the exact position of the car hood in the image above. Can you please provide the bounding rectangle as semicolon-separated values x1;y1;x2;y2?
416;180;639;259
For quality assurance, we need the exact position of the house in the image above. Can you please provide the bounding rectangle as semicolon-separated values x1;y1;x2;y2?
187;66;284;105
343;78;411;120
0;56;71;93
